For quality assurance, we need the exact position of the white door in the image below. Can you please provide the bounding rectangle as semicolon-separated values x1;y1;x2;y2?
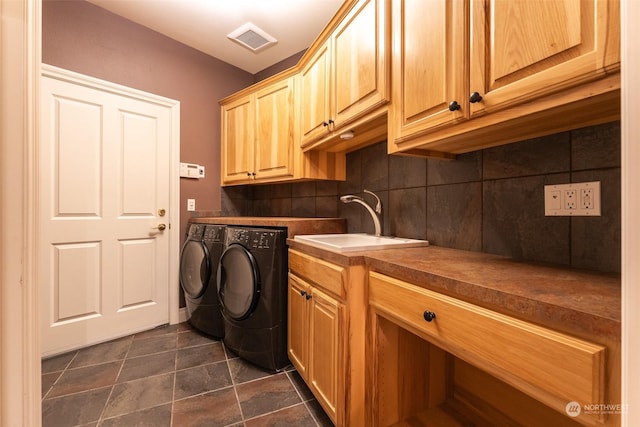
40;69;176;356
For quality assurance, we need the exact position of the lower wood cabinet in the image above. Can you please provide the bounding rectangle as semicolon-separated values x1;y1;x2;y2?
289;273;342;420
287;249;366;427
367;271;618;427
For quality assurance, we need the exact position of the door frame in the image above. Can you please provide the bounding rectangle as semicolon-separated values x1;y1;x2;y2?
40;63;182;347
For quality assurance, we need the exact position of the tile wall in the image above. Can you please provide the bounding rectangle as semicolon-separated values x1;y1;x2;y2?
221;122;621;273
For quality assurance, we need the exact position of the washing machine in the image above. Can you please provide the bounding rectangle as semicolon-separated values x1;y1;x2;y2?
217;226;289;371
179;223;226;337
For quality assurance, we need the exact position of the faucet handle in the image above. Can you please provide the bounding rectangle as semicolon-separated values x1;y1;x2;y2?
363;189;382;214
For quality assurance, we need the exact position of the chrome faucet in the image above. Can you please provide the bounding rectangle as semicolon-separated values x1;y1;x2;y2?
340;189;382;236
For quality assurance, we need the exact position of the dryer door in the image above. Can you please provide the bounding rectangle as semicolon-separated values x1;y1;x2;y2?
179;240;210;299
217;244;260;320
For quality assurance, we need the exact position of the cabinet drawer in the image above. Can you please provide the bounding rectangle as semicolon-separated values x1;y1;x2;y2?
368;271;605;409
289;250;346;299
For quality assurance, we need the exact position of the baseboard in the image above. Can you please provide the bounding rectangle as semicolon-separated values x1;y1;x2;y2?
178;307;188;324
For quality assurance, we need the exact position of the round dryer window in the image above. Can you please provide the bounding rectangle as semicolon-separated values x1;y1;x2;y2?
217;244;260;320
179;240;210;299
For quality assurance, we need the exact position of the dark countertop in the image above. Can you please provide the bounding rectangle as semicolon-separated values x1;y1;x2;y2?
287;239;620;342
189;217;346;238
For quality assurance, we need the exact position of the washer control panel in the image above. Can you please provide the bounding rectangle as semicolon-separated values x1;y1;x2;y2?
203;225;224;243
250;231;277;250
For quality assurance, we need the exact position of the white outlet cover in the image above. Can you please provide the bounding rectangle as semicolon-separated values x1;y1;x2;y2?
544;181;601;216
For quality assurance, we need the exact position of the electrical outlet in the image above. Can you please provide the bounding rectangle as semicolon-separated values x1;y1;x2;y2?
544;181;601;216
581;188;594;210
564;189;577;210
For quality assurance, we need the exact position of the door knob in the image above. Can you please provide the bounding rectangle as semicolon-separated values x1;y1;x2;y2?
158;208;166;217
152;224;167;231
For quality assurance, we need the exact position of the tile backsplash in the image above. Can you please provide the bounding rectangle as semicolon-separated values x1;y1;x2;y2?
222;122;621;273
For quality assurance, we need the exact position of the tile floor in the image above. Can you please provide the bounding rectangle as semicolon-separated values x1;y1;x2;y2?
41;322;333;427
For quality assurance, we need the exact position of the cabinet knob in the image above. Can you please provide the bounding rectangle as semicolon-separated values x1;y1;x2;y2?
300;290;306;297
305;293;312;300
469;92;483;103
323;121;329;127
423;311;436;322
328;119;334;125
448;101;461;112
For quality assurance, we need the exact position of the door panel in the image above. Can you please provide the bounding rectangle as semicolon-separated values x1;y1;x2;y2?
40;74;172;356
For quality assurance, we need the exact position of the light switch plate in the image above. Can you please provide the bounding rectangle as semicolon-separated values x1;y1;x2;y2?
544;181;601;216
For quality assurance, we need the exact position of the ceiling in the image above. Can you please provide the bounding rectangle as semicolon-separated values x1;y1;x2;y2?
87;0;344;74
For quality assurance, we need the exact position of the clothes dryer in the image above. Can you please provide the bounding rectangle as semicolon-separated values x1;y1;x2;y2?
217;226;288;371
179;223;225;337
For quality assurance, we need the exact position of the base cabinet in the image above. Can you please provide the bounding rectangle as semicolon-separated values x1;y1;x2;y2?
288;249;366;427
367;271;619;427
289;273;342;420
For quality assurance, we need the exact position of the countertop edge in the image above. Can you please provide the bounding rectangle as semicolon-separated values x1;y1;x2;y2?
287;241;621;342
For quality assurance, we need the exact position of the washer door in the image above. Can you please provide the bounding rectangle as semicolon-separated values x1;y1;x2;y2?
217;244;260;321
179;240;210;299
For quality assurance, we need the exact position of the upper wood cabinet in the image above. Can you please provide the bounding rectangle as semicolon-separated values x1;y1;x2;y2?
300;0;390;150
221;78;296;184
389;0;621;157
221;73;346;186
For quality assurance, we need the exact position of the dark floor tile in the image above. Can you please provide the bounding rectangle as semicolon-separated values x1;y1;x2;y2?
235;373;301;419
172;388;243;427
306;399;334;427
42;351;76;374
100;403;172;427
244;403;317;426
42;372;61;398
229;357;273;384
42;386;111;427
174;361;233;399
177;342;226;370
178;321;195;332
127;334;176;358
103;373;174;418
117;350;176;383
286;370;314;401
69;336;132;368
47;361;121;398
178;329;218;349
133;324;178;340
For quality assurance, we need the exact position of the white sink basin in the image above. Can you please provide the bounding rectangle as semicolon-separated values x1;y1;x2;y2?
293;233;429;253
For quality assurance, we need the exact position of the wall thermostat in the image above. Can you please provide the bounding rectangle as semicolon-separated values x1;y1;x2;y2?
180;162;205;179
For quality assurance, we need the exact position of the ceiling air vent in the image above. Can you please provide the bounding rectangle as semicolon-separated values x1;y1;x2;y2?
227;23;277;53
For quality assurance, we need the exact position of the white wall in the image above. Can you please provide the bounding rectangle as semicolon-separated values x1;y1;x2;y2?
621;0;640;424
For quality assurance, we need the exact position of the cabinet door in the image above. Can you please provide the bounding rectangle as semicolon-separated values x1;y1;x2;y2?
333;0;389;127
221;95;253;184
308;287;341;423
469;0;620;116
288;274;310;377
254;77;296;180
388;0;467;147
300;43;331;148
